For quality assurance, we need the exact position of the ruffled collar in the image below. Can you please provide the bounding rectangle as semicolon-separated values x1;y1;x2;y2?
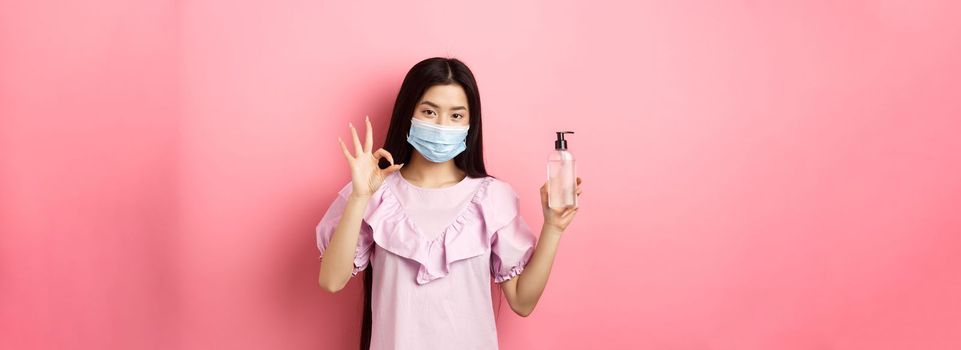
363;172;495;284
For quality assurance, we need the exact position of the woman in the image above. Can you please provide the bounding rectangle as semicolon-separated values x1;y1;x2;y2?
316;57;582;350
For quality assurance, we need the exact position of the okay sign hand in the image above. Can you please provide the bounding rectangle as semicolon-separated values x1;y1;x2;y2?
338;115;403;198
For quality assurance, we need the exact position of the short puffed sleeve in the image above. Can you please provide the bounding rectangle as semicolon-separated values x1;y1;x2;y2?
486;180;537;283
314;182;375;277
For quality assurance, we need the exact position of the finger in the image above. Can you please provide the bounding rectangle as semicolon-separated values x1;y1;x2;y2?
576;177;582;185
540;182;548;206
349;122;363;155
383;163;404;174
338;137;353;161
561;207;578;218
373;148;395;165
364;115;373;153
576;187;582;196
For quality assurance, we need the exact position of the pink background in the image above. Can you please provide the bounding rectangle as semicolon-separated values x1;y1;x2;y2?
2;1;960;349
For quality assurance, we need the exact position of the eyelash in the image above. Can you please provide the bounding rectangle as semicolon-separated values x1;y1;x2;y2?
422;110;464;120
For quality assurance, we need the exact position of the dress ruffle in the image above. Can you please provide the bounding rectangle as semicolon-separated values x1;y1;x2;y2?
363;173;499;285
493;263;528;284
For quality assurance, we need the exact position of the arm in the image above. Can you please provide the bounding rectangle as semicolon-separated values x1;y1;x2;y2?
317;192;371;293
500;225;563;317
318;115;402;293
501;178;582;316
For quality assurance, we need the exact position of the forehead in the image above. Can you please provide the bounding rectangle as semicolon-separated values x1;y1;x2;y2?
418;84;468;107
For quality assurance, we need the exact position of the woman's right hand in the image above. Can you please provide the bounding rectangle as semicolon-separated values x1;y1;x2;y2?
338;115;403;198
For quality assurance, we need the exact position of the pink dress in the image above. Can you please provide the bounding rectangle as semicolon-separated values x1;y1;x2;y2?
315;171;537;350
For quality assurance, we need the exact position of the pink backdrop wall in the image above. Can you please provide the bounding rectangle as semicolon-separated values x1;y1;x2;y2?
2;1;960;349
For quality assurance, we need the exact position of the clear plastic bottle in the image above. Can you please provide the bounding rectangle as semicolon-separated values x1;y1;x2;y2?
548;131;577;209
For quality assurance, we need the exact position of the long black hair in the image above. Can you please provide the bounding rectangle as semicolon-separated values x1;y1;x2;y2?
362;57;489;350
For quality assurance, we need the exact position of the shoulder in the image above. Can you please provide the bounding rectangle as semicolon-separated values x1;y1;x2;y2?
477;176;525;230
481;176;521;206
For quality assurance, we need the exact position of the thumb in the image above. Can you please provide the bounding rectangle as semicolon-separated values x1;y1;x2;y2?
539;182;549;207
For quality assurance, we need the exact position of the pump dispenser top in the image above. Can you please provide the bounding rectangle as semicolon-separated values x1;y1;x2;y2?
554;131;574;150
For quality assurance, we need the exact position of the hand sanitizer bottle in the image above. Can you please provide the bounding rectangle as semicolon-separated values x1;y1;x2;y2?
548;131;577;209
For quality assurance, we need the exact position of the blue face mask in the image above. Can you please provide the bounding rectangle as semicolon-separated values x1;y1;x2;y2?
406;117;470;163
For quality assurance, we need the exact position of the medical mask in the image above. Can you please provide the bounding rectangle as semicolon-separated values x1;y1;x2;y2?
406;118;470;163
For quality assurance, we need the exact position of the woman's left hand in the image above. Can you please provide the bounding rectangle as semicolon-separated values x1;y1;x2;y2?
540;177;582;233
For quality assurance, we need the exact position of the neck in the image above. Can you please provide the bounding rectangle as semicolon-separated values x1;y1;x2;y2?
400;152;466;188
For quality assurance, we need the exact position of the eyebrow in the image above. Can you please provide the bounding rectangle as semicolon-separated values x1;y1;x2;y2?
419;100;467;111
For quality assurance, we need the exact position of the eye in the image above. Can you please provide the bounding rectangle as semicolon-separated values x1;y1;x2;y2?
452;113;464;120
422;109;436;117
